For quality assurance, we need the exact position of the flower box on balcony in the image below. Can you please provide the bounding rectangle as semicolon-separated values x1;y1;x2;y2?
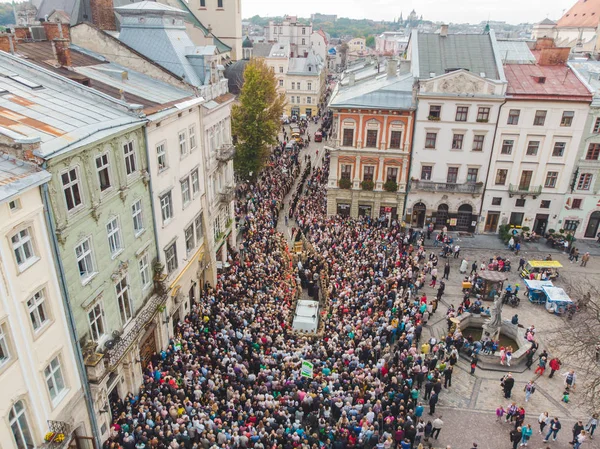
427;115;440;121
383;180;398;192
476;118;489;123
361;180;375;191
338;178;352;189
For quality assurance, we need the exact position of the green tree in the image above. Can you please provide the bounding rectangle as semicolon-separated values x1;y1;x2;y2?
232;58;285;180
366;35;375;48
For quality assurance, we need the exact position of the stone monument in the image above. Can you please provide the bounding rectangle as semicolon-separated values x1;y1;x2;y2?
482;294;503;340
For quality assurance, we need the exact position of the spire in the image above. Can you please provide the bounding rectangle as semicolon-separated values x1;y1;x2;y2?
483;21;490;34
399;11;403;22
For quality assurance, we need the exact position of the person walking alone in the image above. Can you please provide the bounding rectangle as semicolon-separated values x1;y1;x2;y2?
543;417;562;442
443;262;450;280
524;381;536;402
548;358;561;378
431;417;443;439
581;252;590;267
428;392;438;415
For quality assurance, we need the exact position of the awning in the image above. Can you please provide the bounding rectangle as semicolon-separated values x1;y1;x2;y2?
542;286;572;303
524;279;553;290
478;271;508;282
527;260;563;268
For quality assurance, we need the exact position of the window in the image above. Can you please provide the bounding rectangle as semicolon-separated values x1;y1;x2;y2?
507;109;520;125
545;171;558;188
95;154;111;191
477;107;490;122
291;82;295;89
11;228;35;267
279;79;283;87
495;169;508;185
200;0;205;6
9;198;20;211
307;82;312;90
509;212;524;226
363;166;375;181
214;217;222;240
179;131;188;156
191;170;200;196
302;28;306;35
386;167;399;182
290;96;294;104
466;168;478;183
526;140;540;156
302;38;306;45
61;168;82;211
106;217;123;256
296;96;300;103
572;198;583;209
421;165;432;180
561;111;574;127
185;224;195;253
44;356;66;402
553;142;566;157
455;106;468;121
451;134;464;150
343;128;354;146
160;192;173;223
540;200;551;209
189;125;197;151
217;0;223;7
194;214;203;243
123;141;136;175
10;401;33;449
472;135;484;151
578;173;593;190
519;170;533;190
447;167;458;183
340;164;352;180
131;200;144;235
157;143;167;171
366;129;378;148
26;289;48;332
594;117;600;133
564;220;579;231
425;132;437;149
307;97;312;104
429;105;441;119
165;243;178;274
0;322;10;367
389;130;402;149
515;199;526;207
533;110;547;126
501;139;514;155
491;197;502;206
139;253;151;289
280;67;284;74
586;143;600;160
181;179;191;207
75;238;95;280
116;276;133;324
88;302;105;341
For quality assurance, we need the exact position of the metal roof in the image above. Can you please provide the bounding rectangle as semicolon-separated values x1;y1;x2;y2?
569;60;600;106
329;71;415;110
0;52;144;159
415;33;501;80
0;153;51;204
497;40;536;65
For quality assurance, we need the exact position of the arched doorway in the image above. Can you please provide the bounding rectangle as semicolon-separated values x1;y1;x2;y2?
436;204;449;229
585;211;600;238
412;202;426;228
457;204;473;231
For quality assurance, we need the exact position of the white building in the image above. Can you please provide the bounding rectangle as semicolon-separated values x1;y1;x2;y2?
265;15;312;56
0;155;94;449
483;42;592;234
405;27;507;232
376;32;409;56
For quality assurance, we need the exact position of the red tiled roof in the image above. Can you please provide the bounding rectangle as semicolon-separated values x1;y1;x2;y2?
504;63;592;102
557;0;600;28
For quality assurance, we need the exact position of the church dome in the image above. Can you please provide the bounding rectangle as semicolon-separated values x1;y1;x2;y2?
242;36;253;48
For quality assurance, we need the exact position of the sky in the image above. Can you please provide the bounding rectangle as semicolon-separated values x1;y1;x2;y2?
242;0;571;25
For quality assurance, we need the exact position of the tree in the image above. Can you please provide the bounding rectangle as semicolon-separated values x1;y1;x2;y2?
366;35;375;48
232;58;285;180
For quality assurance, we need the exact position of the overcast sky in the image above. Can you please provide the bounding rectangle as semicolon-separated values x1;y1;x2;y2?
243;0;570;24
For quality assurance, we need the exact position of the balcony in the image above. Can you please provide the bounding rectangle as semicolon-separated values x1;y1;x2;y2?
411;180;483;194
219;184;235;204
216;144;236;162
509;184;542;197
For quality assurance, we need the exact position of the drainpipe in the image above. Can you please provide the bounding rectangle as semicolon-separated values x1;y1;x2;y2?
41;177;102;448
403;100;419;221
142;125;161;264
479;98;507;233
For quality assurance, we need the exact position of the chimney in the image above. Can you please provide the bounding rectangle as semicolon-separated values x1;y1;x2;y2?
387;58;398;78
0;33;17;54
348;72;355;86
399;59;411;73
90;0;117;31
14;27;30;41
535;37;555;50
440;24;448;37
538;47;570;66
42;22;70;42
52;39;72;67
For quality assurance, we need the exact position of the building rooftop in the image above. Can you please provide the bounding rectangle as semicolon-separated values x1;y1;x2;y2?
505;62;592;101
0;51;144;159
568;60;600;105
538;18;557;26
557;0;600;28
413;32;502;80
0;154;51;204
497;40;537;64
330;69;415;110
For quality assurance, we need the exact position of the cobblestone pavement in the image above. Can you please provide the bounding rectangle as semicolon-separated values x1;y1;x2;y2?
277;139;600;448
